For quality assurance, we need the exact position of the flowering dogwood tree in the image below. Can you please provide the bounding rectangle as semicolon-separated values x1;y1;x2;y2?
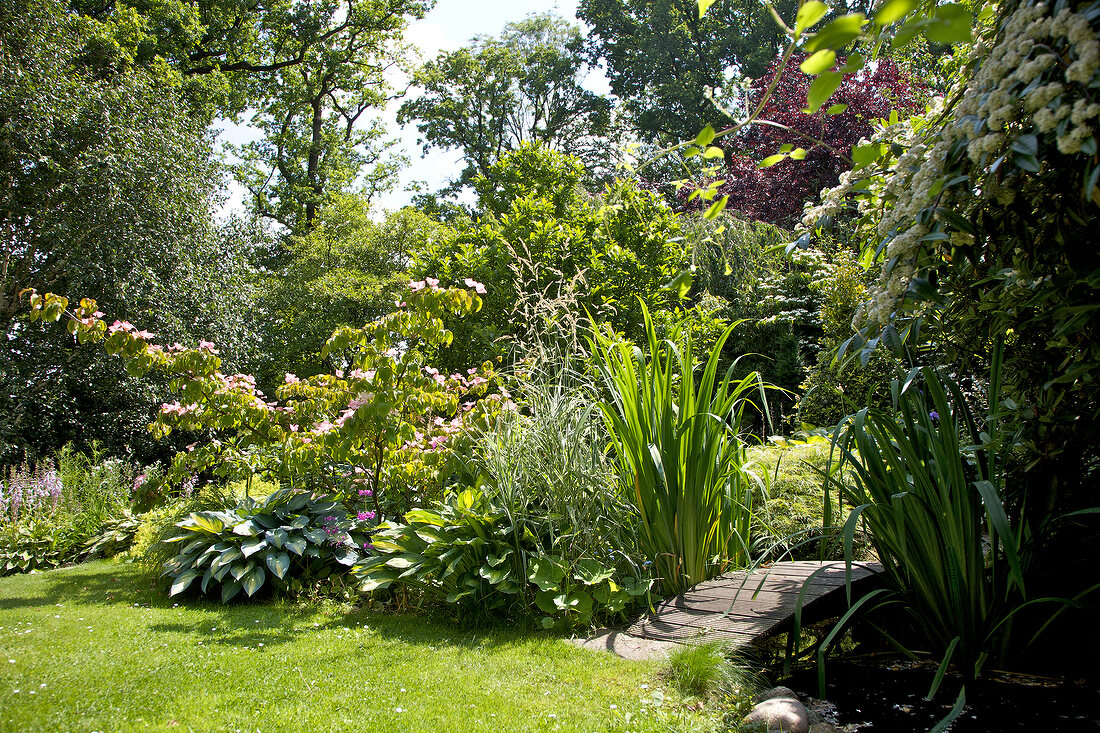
24;280;507;522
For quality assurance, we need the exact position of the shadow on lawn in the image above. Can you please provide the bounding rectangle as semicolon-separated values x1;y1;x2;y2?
32;561;165;609
17;560;550;655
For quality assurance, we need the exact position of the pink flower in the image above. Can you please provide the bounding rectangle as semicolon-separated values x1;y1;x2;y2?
425;277;440;289
289;424;299;432
108;320;133;334
285;373;299;384
134;329;156;340
464;278;487;294
198;340;219;354
408;280;426;292
312;421;334;434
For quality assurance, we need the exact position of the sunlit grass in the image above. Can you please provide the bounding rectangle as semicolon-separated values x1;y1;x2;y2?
0;561;725;732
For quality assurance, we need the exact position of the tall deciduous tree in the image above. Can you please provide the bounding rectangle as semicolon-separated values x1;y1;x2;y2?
0;0;262;462
68;0;431;234
577;0;798;144
398;13;612;196
232;0;430;234
1;0;218;327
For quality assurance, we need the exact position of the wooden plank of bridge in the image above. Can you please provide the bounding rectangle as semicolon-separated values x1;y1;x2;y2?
625;560;882;647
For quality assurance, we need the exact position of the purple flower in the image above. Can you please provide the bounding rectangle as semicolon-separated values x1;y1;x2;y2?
358;489;373;497
929;411;940;422
357;511;376;521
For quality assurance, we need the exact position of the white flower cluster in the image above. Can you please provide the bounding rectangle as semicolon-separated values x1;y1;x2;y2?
801;0;1100;331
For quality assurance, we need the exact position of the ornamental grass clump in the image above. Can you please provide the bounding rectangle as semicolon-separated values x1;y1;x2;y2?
589;303;767;596
356;381;653;628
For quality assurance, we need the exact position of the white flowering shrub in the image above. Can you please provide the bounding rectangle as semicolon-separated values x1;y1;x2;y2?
800;0;1100;529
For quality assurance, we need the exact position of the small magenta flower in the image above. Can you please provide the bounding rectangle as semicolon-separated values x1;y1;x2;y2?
322;516;341;535
358;511;376;521
358;489;373;497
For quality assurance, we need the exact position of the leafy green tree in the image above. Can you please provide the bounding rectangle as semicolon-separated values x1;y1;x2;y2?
411;145;687;370
577;0;798;144
232;0;430;233
0;0;262;463
67;0;431;233
257;197;444;388
399;13;612;196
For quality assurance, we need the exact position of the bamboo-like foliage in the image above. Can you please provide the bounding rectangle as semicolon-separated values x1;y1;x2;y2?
589;304;766;596
826;347;1026;691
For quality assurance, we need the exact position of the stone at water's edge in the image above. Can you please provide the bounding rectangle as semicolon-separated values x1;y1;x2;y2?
743;687;812;733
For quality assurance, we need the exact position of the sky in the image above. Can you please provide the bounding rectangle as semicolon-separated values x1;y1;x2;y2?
216;0;603;217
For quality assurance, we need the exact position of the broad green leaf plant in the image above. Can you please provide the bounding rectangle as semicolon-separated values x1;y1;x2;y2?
163;487;369;603
354;487;651;628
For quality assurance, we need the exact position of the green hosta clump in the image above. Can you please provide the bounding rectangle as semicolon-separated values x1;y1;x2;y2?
162;487;369;603
0;518;67;575
355;488;651;627
80;511;142;560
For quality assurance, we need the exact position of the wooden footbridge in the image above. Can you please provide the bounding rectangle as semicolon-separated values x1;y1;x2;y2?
625;560;882;649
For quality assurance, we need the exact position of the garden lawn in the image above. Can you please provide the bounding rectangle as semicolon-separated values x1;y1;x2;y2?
0;561;712;732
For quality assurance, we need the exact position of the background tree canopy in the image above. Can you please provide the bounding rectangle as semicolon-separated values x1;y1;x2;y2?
399;13;613;198
578;0;798;144
0;0;262;462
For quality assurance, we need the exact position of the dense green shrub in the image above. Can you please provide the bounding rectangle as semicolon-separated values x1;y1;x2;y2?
690;217;826;431
411;145;689;370
796;247;900;428
162;487;369;603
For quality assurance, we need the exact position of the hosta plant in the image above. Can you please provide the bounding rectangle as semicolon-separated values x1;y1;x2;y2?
162;487;369;603
0;518;67;575
80;511;142;560
355;487;650;627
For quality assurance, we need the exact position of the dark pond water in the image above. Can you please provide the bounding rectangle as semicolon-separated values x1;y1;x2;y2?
782;658;1100;731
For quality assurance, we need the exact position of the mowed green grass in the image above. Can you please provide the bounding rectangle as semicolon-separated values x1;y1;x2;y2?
0;561;716;732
